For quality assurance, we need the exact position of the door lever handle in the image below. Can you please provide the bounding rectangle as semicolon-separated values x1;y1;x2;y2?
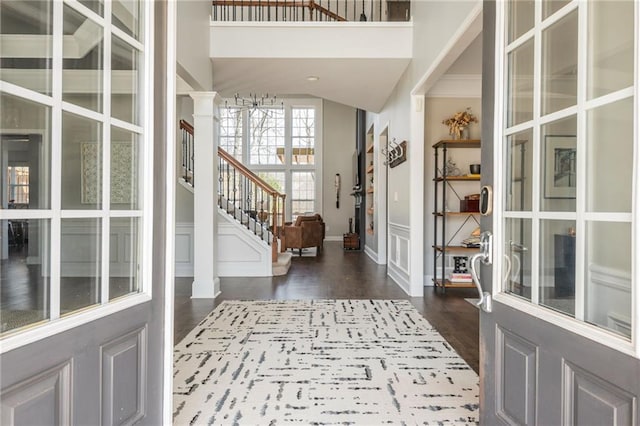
469;231;493;313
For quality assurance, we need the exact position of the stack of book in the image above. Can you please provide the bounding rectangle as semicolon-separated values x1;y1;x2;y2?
450;272;473;283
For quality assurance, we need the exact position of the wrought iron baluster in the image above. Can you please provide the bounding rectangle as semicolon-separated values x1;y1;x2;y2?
232;167;237;218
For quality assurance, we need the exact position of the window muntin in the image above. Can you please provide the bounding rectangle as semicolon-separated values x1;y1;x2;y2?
500;0;636;343
6;167;30;205
0;0;149;338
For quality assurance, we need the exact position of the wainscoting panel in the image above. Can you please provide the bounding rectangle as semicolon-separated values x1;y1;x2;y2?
218;212;271;277
0;362;72;426
100;327;147;426
563;362;635;426
496;327;538;426
388;222;410;295
175;223;195;277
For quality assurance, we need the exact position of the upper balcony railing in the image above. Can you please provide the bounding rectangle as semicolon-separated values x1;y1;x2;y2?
211;0;410;23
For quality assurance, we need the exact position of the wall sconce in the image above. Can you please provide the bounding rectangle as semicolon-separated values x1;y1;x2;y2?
382;138;407;168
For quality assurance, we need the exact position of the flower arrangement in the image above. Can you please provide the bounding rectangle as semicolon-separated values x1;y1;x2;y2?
442;107;478;139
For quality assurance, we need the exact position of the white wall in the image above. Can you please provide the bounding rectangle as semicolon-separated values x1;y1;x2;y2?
322;100;356;239
177;0;213;91
365;1;480;291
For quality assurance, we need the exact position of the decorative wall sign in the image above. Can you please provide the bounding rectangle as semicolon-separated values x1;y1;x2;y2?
82;142;137;205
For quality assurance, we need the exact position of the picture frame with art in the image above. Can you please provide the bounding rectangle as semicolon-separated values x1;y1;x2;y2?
544;135;576;199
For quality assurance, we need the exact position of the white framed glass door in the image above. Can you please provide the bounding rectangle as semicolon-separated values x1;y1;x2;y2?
479;1;640;423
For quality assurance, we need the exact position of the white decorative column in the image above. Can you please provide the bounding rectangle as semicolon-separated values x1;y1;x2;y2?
190;92;221;298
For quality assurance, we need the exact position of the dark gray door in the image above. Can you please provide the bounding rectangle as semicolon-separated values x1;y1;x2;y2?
1;1;171;424
479;1;640;424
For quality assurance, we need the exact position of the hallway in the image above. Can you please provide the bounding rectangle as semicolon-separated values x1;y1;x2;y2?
174;241;479;373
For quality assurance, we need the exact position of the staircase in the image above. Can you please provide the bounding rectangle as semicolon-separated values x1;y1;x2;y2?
180;120;292;276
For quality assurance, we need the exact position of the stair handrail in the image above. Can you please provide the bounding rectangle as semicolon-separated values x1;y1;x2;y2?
179;120;286;261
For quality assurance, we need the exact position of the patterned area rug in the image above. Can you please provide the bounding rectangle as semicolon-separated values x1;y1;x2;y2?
173;300;479;425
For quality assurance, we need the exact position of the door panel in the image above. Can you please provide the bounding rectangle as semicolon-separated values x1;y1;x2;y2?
1;362;71;425
495;328;537;425
481;0;640;424
0;1;171;424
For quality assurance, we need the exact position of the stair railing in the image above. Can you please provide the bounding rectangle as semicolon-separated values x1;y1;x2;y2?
179;120;286;261
217;147;287;245
212;0;391;22
180;120;194;186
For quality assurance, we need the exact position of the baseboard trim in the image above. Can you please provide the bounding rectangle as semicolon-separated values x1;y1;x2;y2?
324;236;343;242
388;262;411;296
364;245;379;264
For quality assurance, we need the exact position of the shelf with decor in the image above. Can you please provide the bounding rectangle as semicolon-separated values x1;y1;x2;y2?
365;136;375;236
432;138;481;293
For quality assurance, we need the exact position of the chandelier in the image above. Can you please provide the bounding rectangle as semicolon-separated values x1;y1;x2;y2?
225;93;283;113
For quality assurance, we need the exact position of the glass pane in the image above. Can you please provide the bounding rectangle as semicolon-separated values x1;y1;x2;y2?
60;218;101;314
539;219;576;316
508;0;534;43
220;108;243;161
541;116;576;212
0;0;52;95
1;219;50;334
257;172;285;194
109;217;139;300
542;10;578;115
505;129;533;211
249;108;285;165
543;0;570;19
292;171;315;219
111;127;140;209
78;0;103;16
112;35;140;124
63;5;103;112
503;218;532;301
507;39;534;127
585;221;631;339
587;0;634;99
1;93;51;209
62;111;102;210
292;108;315;165
586;98;633;213
113;0;140;40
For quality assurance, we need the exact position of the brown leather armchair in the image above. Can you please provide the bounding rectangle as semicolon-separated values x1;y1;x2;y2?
280;214;325;256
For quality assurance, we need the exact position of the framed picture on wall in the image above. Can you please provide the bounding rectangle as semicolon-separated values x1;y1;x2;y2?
544;135;576;199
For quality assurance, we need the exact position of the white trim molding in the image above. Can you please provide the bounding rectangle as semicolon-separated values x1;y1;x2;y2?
364;244;379;264
388;222;412;296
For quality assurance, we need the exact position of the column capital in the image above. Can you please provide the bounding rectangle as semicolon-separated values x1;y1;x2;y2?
190;92;222;116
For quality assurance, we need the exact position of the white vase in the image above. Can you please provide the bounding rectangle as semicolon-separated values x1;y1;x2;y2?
461;127;470;140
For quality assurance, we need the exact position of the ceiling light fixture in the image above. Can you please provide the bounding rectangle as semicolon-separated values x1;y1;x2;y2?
225;93;283;112
306;76;320;82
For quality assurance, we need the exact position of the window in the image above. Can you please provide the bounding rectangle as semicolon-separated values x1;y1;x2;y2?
500;0;636;341
0;0;151;336
219;100;321;221
6;167;30;206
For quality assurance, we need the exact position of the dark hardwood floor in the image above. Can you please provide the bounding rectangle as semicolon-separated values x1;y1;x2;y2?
174;241;480;373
